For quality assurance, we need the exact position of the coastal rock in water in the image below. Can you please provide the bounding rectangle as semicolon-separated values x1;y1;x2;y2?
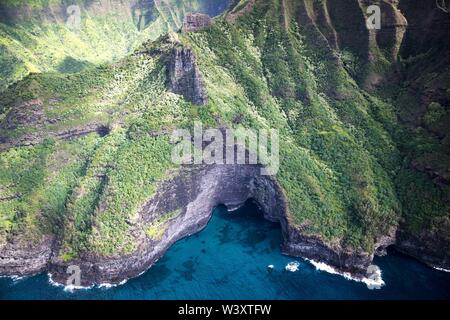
182;13;212;33
168;47;208;106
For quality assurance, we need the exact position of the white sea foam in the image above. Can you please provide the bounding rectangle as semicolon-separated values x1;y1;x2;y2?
47;273;64;288
285;261;300;272
0;275;25;282
226;205;242;212
433;266;450;273
63;284;93;292
48;272;131;291
11;275;26;284
98;279;128;289
305;259;385;290
267;264;274;269
47;273;93;292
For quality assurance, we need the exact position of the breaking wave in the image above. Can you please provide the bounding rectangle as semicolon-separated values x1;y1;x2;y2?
305;259;385;290
285;261;300;272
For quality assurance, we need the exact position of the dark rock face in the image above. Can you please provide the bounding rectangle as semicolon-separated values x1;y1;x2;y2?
0;236;53;277
399;0;450;58
168;47;208;106
182;13;212;33
325;0;370;60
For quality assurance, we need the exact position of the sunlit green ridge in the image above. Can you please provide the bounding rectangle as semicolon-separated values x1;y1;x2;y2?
0;0;231;91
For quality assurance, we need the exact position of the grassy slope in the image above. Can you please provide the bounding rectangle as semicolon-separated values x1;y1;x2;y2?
0;0;448;261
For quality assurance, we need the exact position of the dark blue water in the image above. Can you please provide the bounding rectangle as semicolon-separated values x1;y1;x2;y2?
1;203;450;300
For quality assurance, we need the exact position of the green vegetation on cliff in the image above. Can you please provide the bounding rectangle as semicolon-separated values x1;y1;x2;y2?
182;1;401;250
0;0;449;264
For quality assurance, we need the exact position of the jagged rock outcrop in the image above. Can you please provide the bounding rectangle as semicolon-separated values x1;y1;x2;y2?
182;13;212;32
168;47;208;105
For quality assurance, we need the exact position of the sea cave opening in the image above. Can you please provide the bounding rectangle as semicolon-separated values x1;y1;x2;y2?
210;198;284;262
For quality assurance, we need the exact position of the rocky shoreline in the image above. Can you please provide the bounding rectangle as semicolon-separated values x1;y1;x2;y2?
0;162;448;287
